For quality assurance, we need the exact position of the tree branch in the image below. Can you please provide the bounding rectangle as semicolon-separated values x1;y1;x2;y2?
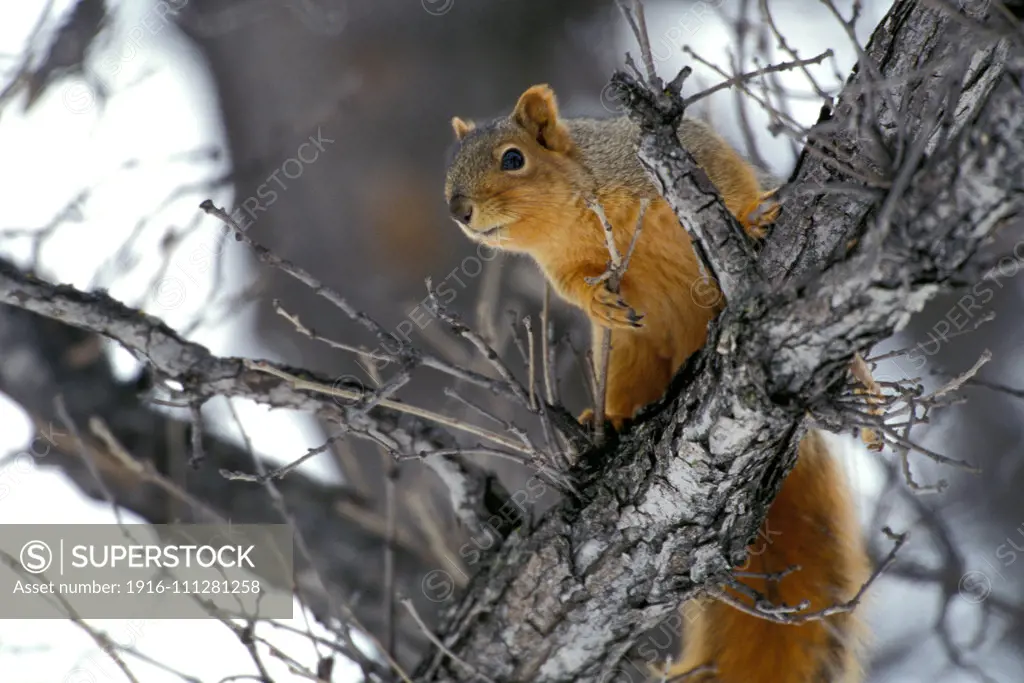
0;260;518;668
611;70;763;301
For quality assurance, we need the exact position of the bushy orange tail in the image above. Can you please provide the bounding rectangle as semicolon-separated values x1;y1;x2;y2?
663;431;870;683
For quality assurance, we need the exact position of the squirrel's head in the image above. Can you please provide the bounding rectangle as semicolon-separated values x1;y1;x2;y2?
444;84;592;251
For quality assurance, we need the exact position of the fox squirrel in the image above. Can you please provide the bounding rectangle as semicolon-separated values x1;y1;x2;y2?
443;84;870;683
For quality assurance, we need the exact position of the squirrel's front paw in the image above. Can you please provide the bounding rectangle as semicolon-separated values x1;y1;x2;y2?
588;285;644;330
741;188;780;239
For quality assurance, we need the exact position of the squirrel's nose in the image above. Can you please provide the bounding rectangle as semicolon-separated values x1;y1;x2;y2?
448;194;473;223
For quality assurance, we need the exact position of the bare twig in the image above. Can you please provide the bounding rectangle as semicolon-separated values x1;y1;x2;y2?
384;463;399;658
523;315;538;410
423;277;531;407
682;51;833;108
88;416;227;523
54;395;126;527
584;197;650;443
188;401;206;468
0;551;142;683
592;331;612;445
711;528;908;625
242;359;533;455
401;597;498;683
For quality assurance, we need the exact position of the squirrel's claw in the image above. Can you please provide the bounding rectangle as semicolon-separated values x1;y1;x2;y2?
741;188;781;239
590;285;645;330
578;408;628;433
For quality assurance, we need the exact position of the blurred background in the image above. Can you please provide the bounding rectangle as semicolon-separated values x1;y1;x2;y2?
0;0;1022;681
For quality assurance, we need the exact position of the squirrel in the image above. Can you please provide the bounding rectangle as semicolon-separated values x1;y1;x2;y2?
443;84;870;683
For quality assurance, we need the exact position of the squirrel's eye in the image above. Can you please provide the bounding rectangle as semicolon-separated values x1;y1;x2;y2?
500;148;525;171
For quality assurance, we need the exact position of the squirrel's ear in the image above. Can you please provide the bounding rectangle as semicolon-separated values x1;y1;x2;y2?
512;84;572;153
451;117;474;141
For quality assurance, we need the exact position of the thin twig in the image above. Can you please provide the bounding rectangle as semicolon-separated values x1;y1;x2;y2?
524;315;537;410
199;200;402;354
242;359;533;455
927;350;991;402
541;283;557;405
224;402;345;672
88;416;226;523
188;401;205;468
54;396;126;527
384;464;398;659
423;277;531;407
229;395;411;681
274;299;371;354
221;429;349;483
0;551;142;683
616;0;659;85
710;528;908;625
682;51;833;108
585;198;649;443
443;387;541;457
401;597;498;683
363;360;400;662
593;331;612;444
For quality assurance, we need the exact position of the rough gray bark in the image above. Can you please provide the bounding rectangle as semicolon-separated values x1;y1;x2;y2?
0;1;1021;682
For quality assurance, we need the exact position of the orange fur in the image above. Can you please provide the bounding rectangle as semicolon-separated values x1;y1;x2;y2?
533;190;721;424
669;431;869;682
443;84;869;683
